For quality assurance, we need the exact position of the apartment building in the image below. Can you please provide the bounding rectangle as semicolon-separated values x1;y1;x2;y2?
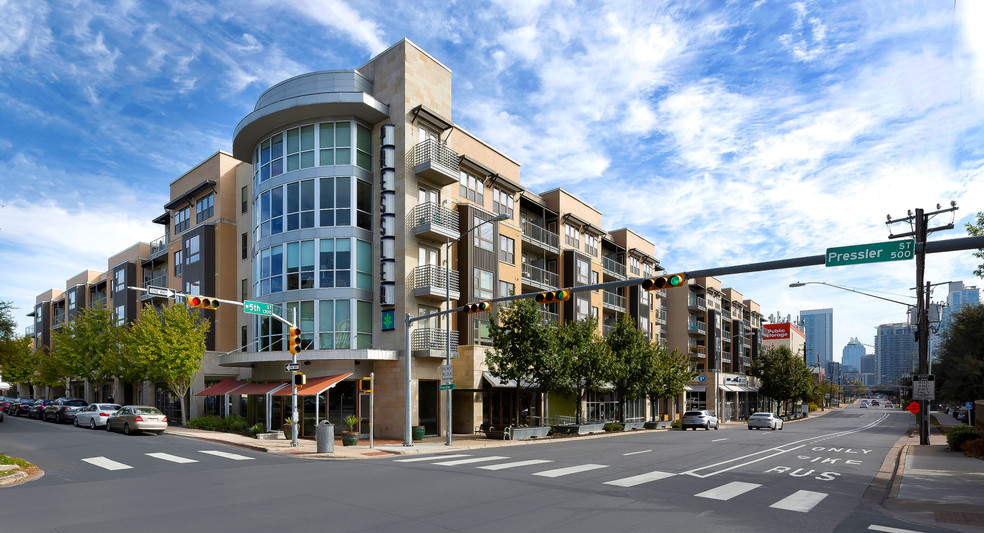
23;39;767;438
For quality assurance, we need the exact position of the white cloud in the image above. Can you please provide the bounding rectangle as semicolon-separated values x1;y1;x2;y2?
0;0;50;61
287;0;388;57
779;2;827;62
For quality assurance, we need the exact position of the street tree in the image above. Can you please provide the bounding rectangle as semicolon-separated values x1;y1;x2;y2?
0;300;37;387
644;345;697;418
605;316;651;422
967;211;984;279
752;345;815;415
936;304;984;404
50;304;121;399
487;298;560;424
555;317;611;424
128;303;209;425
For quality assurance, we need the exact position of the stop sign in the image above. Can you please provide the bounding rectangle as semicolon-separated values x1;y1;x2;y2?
906;401;921;415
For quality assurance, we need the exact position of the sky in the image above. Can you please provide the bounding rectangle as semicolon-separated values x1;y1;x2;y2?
1;0;982;363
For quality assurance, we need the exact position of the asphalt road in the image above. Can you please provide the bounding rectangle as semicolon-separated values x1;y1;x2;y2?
0;404;956;532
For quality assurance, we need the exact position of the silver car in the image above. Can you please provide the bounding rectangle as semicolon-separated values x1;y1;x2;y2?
106;405;168;435
74;403;122;429
682;410;719;430
747;412;783;430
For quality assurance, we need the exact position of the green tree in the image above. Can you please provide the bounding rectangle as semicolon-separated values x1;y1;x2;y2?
752;345;815;415
605;316;651;422
644;345;697;417
0;336;37;386
50;304;121;398
936;304;984;404
487;298;560;424
128;303;210;425
967;212;984;279
555;318;611;424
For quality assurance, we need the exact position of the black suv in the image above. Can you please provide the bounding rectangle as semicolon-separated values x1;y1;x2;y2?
44;398;89;423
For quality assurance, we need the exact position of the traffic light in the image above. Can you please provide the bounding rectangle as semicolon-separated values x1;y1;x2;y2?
641;273;686;291
293;372;306;386
288;327;301;354
187;296;220;310
534;290;571;304
463;301;492;314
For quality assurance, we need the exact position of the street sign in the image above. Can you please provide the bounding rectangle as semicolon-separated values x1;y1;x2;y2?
912;374;935;401
244;300;274;316
284;363;300;372
697;375;707;383
825;239;915;267
441;364;453;384
439;384;456;391
146;285;174;298
906;401;921;415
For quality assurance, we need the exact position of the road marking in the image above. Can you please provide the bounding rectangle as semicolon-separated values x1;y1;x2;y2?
623;450;652;456
199;450;254;461
695;481;761;500
533;464;608;478
146;453;198;464
82;457;133;471
712;438;728;442
868;525;926;533
478;459;553;470
603;470;675;487
432;456;509;466
770;490;828;512
395;454;470;463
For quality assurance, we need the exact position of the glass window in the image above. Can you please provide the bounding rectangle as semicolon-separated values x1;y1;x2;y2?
256;315;284;351
174;207;190;234
318;300;334;349
185;235;200;264
356;301;372;349
474;216;494;251
584;234;598;257
576;297;589;320
256;244;283;296
576;257;590;284
356;179;372;230
356;240;372;290
260;138;271;183
459;171;484;204
285;301;315;350
498;235;514;263
257;186;284;238
493;188;514;218
174;251;182;277
241;233;248;260
319;122;352;166
319;238;351;288
195;193;214;224
565;225;580;248
474;268;494;300
241;186;248;214
320;177;351;227
270;133;284;177
498;281;515;297
356;124;371;171
286;179;315;230
335;300;351;349
474;319;491;345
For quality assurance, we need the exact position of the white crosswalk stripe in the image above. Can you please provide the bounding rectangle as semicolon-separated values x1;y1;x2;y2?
199;450;254;461
770;490;828;512
695;481;762;501
603;470;675;487
478;459;553;471
395;454;471;463
533;464;608;478
146;452;198;464
82;456;132;471
432;456;509;466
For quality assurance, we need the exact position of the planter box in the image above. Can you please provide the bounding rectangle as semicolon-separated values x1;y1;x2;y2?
255;432;286;440
482;424;509;440
642;421;673;430
508;426;551;440
621;422;645;431
551;423;606;435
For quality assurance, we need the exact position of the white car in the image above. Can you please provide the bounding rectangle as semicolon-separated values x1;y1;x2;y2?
74;403;122;429
747;412;783;430
682;410;719;430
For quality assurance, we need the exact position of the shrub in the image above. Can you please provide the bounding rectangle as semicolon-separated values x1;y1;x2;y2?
187;415;223;431
603;422;624;432
945;425;983;452
808;403;819;412
670;421;682;429
962;437;984;459
221;415;250;435
246;422;266;437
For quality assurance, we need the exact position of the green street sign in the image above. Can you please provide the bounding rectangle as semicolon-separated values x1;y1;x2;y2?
825;240;914;267
243;300;274;316
439;384;456;391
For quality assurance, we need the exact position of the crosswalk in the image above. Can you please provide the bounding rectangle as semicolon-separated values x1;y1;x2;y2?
82;450;254;471
394;454;831;514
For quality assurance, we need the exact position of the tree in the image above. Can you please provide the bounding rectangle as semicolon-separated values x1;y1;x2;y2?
0;300;36;386
752;345;815;415
643;345;697;417
555;318;611;424
50;304;121;398
605;316;651;422
936;304;984;404
128;303;209;425
967;212;984;279
487;298;560;425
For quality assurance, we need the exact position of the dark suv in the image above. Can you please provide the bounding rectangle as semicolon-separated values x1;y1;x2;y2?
44;398;89;423
27;399;56;419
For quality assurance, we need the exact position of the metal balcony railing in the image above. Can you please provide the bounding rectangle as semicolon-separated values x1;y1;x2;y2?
406;202;459;236
142;272;169;290
601;256;626;279
688;321;707;335
522;264;559;290
406;265;459;294
520;221;560;253
149;235;168;259
411;138;459;181
602;290;625;311
689;295;706;311
691;345;707;356
25;324;34;336
411;328;459;353
539;309;559;324
654;308;667;324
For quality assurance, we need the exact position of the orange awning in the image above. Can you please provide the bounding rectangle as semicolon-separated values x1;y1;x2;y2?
195;379;247;397
234;382;289;395
273;373;352;397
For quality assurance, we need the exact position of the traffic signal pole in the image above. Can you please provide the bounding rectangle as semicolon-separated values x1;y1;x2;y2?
291;307;298;448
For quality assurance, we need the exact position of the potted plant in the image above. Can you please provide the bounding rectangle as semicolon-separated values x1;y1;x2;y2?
341;414;360;446
282;417;295;440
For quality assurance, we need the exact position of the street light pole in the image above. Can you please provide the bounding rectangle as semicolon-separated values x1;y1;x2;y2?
444;213;508;446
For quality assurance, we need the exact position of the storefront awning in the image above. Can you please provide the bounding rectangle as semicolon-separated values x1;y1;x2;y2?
719;384;741;392
195;378;247;397
274;373;352;397
686;384;706;392
233;382;289;395
482;371;538;389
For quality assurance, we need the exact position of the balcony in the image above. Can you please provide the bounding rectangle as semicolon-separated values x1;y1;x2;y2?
601;256;626;280
602;290;626;312
521;264;559;292
688;295;706;312
411;328;459;357
539;309;559;324
140;272;169;300
25;324;34;337
411;138;459;186
651;288;667;298
688;320;706;336
407;202;459;242
690;345;707;357
520;221;560;255
407;265;459;301
654;308;667;325
148;235;168;260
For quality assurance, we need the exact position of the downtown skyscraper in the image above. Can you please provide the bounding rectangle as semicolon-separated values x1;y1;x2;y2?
800;308;833;368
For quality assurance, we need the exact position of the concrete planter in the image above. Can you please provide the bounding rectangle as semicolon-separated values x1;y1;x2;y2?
508;426;551;440
551;423;606;435
621;421;645;431
644;421;673;430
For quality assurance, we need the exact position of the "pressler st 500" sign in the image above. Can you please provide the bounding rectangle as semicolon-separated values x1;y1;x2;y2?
825;239;914;267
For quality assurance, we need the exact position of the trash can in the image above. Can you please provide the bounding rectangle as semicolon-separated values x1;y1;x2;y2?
316;421;334;453
412;425;425;442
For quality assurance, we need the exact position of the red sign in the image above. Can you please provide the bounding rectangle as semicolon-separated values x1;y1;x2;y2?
906;401;920;415
763;323;791;340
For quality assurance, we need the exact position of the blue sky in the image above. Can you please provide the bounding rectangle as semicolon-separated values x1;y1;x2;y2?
1;0;982;361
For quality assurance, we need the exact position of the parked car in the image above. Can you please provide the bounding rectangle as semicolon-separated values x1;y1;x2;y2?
106;406;167;435
0;397;14;414
747;412;783;430
9;399;35;417
74;403;122;429
682;410;719;430
44;398;89;423
27;399;56;419
955;409;969;422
